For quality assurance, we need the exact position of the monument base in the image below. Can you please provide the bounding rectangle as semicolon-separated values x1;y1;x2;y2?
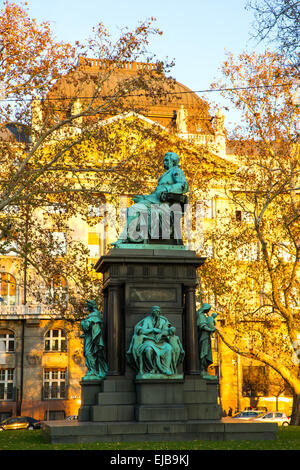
43;375;278;443
42;247;277;443
43;420;278;444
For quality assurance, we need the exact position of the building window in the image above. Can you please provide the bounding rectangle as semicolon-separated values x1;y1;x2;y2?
0;330;15;352
235;210;252;223
88;204;103;218
45;203;66;215
50;232;67;255
44;329;67;352
43;369;66;399
0;369;14;400
0;273;17;305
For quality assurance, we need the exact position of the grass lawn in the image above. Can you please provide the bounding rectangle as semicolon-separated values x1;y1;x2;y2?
0;426;299;450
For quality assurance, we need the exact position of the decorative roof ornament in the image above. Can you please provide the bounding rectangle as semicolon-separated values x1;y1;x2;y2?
176;105;188;134
213;108;225;136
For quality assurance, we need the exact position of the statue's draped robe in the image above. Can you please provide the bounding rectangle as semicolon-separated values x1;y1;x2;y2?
127;314;184;376
81;312;108;378
118;165;188;243
197;311;214;372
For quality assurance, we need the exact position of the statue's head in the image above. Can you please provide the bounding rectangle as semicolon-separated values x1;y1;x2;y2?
86;299;98;312
151;305;161;318
164;152;180;169
198;303;211;314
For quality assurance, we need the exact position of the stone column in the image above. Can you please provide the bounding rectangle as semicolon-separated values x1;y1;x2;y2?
184;285;199;375
103;288;108;347
107;284;123;375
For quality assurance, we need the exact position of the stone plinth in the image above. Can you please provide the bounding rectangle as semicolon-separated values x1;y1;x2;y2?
95;247;205;378
43;419;278;444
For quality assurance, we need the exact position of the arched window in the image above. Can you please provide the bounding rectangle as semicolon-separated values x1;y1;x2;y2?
0;329;15;352
0;273;17;305
44;329;67;352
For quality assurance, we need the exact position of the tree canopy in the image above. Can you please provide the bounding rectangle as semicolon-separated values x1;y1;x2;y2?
207;49;300;423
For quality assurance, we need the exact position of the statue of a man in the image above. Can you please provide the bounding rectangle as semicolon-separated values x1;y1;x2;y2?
80;300;108;381
213;109;225;135
126;305;184;378
112;152;188;246
197;303;217;380
176;105;188;133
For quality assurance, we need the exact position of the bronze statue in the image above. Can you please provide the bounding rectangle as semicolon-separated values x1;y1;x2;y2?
80;300;108;381
112;152;188;245
126;305;185;378
197;303;217;380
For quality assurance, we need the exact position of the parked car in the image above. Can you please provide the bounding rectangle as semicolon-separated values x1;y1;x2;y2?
244;406;268;413
252;412;290;426
65;415;78;421
232;411;264;420
0;416;41;431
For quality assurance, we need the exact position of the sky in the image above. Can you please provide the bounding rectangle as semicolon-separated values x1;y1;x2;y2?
24;0;266;130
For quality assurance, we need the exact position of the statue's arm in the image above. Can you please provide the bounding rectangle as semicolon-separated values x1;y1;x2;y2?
197;317;215;332
81;318;91;332
170;168;189;194
136;319;157;336
139;326;160;335
199;324;215;332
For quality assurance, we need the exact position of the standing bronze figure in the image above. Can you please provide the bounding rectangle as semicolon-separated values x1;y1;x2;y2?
197;303;218;380
81;300;108;381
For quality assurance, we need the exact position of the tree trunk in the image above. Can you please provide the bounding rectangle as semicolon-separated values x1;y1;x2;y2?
291;393;300;425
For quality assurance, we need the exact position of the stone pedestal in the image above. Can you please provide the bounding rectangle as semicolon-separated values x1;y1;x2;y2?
135;379;186;422
95;246;205;378
78;380;103;421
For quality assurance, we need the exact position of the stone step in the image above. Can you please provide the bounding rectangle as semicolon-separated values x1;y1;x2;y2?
43;420;278;444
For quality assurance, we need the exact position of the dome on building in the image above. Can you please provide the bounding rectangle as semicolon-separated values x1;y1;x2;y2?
46;58;214;134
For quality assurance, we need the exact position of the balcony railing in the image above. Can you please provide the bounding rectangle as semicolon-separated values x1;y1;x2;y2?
78;56;159;72
177;133;217;146
0;304;56;317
